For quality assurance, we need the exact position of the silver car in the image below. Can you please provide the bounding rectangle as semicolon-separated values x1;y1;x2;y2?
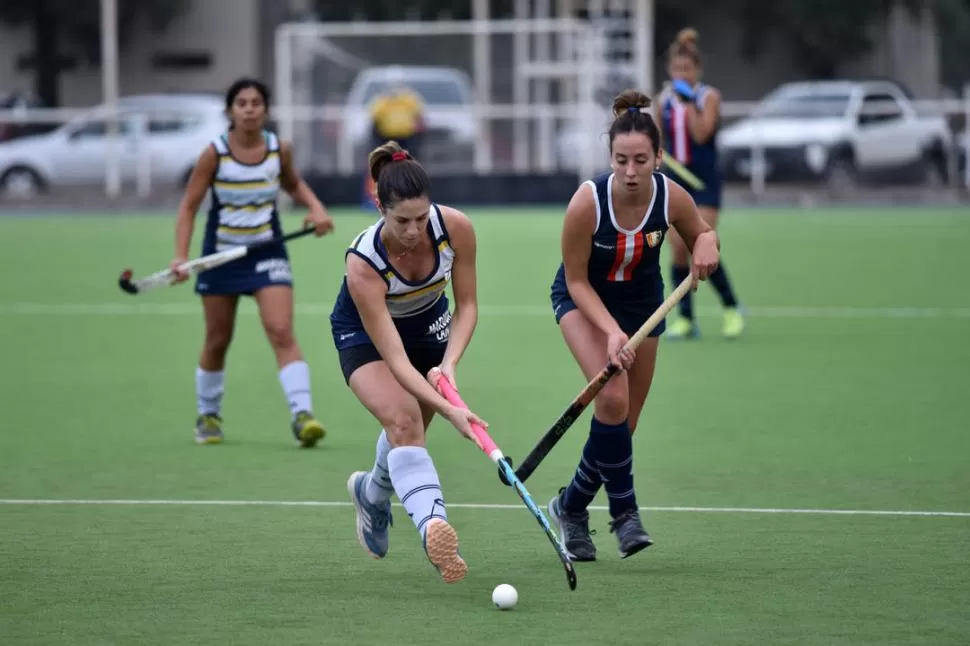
0;93;229;198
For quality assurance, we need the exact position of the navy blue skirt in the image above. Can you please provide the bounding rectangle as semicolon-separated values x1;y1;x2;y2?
194;243;292;296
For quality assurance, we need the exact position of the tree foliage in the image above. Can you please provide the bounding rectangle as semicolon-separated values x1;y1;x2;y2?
309;0;942;79
932;0;970;90
723;0;925;78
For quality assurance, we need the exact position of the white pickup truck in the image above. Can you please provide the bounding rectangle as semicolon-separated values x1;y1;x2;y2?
717;80;953;187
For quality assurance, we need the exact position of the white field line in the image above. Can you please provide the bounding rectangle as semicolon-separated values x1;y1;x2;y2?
2;302;970;319
0;499;967;518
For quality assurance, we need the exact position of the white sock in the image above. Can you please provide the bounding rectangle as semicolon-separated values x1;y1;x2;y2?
388;446;447;538
196;367;224;416
278;360;313;417
364;430;395;504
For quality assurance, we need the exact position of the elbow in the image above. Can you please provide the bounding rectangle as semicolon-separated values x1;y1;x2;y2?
177;192;202;218
175;206;196;225
284;181;303;201
691;128;713;145
564;275;588;293
453;299;477;318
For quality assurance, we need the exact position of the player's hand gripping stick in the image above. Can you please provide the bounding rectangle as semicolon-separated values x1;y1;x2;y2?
428;368;578;591
510;275;695;485
118;227;316;295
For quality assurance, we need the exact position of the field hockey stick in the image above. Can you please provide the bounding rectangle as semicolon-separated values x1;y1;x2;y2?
661;150;706;191
510;275;694;485
429;368;578;591
118;227;316;295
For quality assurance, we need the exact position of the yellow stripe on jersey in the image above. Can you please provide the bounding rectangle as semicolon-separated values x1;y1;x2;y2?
217;151;279;163
437;240;450;252
219;201;275;213
386;276;449;301
218;222;272;235
213;180;275;190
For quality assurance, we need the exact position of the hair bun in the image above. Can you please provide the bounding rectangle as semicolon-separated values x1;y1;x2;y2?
612;89;652;119
368;141;413;182
677;27;699;47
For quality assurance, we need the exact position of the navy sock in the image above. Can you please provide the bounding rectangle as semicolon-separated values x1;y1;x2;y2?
671;264;693;319
708;263;738;308
590;417;637;518
561;434;602;512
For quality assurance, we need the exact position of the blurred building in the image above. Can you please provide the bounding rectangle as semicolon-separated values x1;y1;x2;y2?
0;0;946;106
0;0;279;106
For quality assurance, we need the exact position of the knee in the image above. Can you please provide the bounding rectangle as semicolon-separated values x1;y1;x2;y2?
594;382;629;424
383;405;425;447
264;322;295;351
203;325;233;357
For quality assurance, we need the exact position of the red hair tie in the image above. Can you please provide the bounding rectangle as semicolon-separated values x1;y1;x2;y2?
391;151;408;161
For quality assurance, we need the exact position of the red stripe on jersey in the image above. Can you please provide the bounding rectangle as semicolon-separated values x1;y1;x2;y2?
674;104;691;164
608;232;628;282
624;232;645;278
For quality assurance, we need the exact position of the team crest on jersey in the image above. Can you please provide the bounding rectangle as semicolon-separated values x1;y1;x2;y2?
645;230;664;248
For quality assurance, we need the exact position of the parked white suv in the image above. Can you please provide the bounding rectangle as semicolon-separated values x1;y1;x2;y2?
718;80;953;187
338;65;479;173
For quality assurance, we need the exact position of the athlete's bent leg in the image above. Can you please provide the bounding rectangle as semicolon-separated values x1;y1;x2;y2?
545;310;628;560
626;338;659;436
254;285;324;447
347;360;466;582
596;337;660;556
195;294;239;444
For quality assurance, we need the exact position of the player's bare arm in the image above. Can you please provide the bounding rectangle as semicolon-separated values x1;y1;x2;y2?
561;184;622;336
686;88;720;143
171;145;219;280
667;180;720;280
438;207;478;386
280;140;334;236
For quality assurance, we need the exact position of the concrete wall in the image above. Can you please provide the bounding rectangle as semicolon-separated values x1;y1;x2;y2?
0;0;260;106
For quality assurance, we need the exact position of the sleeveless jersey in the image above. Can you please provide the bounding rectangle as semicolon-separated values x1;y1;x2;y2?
204;131;282;251
330;205;455;347
660;83;719;175
583;171;670;305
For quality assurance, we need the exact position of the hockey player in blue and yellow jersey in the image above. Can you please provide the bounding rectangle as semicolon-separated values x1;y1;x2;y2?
333;141;487;585
548;89;721;562
658;28;745;340
171;78;335;447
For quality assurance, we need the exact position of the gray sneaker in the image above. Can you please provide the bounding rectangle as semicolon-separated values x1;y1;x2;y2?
194;414;224;445
608;509;653;558
548;488;597;562
347;471;393;558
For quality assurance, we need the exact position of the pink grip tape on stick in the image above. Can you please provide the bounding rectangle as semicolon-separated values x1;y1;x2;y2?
428;368;503;462
428;368;579;591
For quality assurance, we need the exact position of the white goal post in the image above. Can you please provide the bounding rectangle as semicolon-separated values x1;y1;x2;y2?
273;9;655;182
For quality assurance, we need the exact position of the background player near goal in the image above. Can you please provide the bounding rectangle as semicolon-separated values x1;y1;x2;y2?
171;77;335;447
657;28;745;340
